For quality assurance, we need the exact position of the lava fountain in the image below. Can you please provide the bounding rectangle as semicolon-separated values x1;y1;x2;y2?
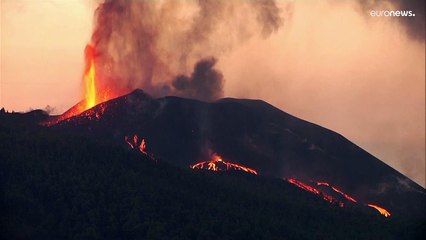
83;45;97;111
43;44;127;126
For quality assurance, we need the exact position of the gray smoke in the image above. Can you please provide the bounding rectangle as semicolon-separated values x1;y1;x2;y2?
172;57;223;101
90;0;282;101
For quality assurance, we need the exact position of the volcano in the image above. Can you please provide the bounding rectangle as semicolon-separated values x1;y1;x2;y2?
46;89;425;218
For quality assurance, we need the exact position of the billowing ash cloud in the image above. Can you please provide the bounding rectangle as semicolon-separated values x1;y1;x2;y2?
171;58;223;102
90;0;282;101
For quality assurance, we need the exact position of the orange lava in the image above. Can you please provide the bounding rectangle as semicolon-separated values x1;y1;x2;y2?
316;182;330;186
125;134;147;154
43;44;126;126
84;45;97;110
288;178;321;195
190;154;258;175
288;178;391;217
124;134;156;162
367;204;391;217
317;182;357;203
75;44;118;114
288;178;335;204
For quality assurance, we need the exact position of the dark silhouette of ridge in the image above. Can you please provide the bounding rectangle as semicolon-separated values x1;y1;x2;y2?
51;89;426;217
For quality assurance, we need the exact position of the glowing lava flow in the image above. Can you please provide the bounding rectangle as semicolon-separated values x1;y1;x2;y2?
124;134;156;162
190;154;258;175
125;134;147;154
287;178;391;217
288;178;321;195
288;178;335;204
317;182;357;203
288;179;358;205
367;204;391;217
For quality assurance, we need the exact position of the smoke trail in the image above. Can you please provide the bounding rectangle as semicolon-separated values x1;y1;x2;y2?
90;0;283;101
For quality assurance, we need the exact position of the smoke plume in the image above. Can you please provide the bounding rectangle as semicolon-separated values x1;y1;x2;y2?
171;58;223;102
90;0;282;101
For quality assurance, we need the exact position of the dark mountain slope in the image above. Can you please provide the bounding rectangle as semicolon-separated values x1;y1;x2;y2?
1;114;424;239
48;90;425;218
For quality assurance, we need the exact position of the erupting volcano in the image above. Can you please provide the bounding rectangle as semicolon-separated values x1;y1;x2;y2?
42;88;424;219
3;0;425;238
34;0;424;219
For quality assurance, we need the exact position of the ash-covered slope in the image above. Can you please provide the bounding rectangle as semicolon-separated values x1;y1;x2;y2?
52;89;425;217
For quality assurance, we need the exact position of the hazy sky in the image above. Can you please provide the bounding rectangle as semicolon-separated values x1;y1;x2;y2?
1;0;93;111
1;0;424;187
